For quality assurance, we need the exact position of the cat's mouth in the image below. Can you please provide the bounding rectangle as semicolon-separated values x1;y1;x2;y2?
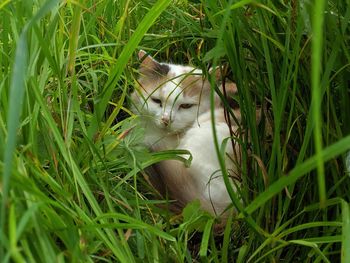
157;123;183;134
159;124;176;132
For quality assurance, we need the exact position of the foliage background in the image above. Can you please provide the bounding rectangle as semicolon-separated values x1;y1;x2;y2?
0;0;349;262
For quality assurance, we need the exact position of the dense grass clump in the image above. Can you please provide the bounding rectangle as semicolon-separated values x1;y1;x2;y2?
0;0;349;262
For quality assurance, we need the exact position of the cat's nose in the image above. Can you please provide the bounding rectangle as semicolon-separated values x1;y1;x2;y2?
161;115;170;126
161;113;171;126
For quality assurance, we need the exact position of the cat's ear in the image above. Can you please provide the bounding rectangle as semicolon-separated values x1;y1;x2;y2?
138;50;158;68
138;50;169;78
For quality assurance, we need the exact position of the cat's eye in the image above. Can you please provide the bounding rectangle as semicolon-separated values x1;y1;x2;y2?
179;103;194;109
151;97;162;106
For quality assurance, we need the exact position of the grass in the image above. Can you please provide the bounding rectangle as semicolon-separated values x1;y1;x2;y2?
0;0;350;262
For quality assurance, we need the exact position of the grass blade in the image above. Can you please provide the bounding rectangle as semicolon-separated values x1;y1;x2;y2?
311;0;327;207
1;33;28;257
342;201;350;263
199;218;214;258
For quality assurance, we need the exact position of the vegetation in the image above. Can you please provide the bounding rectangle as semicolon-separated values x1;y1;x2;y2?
0;0;349;262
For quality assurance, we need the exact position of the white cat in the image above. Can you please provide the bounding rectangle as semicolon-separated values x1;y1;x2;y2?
131;50;243;217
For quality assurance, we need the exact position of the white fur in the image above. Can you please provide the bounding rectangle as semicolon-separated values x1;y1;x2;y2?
177;109;237;214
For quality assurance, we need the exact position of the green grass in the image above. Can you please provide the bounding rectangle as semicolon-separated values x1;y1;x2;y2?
1;0;350;262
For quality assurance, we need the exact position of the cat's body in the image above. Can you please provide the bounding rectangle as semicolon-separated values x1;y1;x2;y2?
131;50;242;216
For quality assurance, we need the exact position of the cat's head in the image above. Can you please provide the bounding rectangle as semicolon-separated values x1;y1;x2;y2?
132;50;217;133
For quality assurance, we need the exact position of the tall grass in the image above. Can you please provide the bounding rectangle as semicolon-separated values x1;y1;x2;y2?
0;0;349;262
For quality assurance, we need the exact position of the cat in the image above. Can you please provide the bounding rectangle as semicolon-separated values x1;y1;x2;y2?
131;50;243;217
